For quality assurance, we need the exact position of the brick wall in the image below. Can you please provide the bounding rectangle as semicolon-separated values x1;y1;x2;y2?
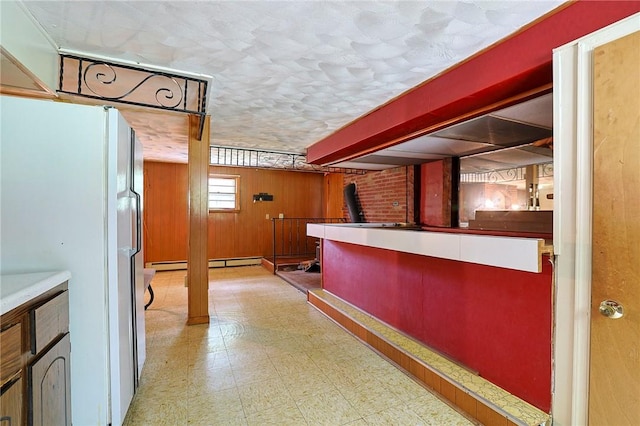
343;166;415;223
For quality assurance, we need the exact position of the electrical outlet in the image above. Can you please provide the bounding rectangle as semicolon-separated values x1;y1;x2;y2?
279;213;284;219
265;214;270;220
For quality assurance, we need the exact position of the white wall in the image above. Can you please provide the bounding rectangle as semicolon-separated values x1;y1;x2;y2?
0;1;58;92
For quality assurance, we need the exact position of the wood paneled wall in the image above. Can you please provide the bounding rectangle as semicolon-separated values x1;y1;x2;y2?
143;161;324;263
143;161;189;263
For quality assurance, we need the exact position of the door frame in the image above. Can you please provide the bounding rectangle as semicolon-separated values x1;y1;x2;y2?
553;13;639;426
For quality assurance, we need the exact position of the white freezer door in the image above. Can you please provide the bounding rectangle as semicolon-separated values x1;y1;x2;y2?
109;109;136;426
132;134;146;374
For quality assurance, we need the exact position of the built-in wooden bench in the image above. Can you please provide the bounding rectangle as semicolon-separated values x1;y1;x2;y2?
308;289;551;426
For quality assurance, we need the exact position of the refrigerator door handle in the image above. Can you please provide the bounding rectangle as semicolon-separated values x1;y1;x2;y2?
129;127;141;258
131;190;142;257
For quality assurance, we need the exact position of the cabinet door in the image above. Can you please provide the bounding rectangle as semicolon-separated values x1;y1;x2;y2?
0;376;23;426
29;334;71;426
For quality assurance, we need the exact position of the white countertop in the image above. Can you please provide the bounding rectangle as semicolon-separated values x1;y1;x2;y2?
1;270;71;315
308;223;553;273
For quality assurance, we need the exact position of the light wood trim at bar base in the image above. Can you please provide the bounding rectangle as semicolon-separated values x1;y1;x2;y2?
187;114;210;325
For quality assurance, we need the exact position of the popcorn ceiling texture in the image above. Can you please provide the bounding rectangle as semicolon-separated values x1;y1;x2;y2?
25;1;564;163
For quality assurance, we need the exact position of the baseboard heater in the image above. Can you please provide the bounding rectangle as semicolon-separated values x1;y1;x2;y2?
145;256;262;271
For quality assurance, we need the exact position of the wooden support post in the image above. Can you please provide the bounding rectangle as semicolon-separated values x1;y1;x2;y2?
187;114;210;325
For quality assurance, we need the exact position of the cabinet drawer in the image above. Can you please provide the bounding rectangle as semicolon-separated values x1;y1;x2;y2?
0;322;22;386
31;291;69;354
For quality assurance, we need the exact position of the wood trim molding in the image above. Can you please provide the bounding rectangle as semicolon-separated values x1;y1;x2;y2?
187;114;210;325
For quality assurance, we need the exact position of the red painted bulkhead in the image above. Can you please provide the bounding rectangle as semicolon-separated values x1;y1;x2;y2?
307;1;640;165
322;239;553;412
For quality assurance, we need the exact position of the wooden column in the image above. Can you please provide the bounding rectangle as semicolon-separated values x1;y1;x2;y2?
187;115;210;325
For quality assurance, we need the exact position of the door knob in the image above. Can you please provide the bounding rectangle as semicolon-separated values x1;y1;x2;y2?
599;300;624;319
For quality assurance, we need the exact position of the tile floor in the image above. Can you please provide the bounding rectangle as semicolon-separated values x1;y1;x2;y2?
124;266;476;425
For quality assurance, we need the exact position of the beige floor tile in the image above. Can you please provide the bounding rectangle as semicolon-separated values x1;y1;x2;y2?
339;380;404;418
138;362;189;390
146;341;190;362
232;359;281;386
127;267;475;426
136;367;189;402
384;373;432;403
281;370;338;400
267;351;314;376
187;388;245;424
187;338;227;356
237;379;292;415
124;396;188;425
188;348;231;371
226;347;271;369
296;388;361;425
362;405;426;426
343;419;368;426
245;400;307;426
188;365;237;396
406;393;475;426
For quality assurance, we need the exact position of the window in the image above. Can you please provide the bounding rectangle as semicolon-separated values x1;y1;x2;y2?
208;174;239;211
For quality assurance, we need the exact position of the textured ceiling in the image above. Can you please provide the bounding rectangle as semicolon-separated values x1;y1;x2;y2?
23;1;564;163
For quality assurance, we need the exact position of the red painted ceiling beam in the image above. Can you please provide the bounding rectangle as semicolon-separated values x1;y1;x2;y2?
306;0;640;165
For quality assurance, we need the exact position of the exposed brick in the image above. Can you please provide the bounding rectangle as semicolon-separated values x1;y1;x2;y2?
342;166;414;223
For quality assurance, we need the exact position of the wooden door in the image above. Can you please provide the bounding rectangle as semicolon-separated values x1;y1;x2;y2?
589;30;640;425
323;173;344;219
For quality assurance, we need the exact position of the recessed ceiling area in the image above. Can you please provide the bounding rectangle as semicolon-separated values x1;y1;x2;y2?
17;1;566;164
335;93;553;170
0;48;55;98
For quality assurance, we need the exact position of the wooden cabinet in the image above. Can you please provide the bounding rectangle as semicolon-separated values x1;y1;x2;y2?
0;280;70;426
0;377;23;425
29;334;71;426
0;321;23;426
1;322;22;384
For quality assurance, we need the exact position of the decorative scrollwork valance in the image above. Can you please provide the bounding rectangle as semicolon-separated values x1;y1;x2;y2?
58;54;209;139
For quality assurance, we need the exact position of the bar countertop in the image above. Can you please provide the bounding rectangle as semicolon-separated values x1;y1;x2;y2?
308;223;553;273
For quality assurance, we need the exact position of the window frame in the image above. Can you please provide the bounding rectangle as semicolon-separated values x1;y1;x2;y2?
208;174;240;212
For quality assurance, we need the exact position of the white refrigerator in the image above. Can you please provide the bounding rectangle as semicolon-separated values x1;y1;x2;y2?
0;95;146;425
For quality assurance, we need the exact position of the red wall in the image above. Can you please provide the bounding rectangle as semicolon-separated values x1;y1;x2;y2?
343;166;415;223
322;239;553;412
